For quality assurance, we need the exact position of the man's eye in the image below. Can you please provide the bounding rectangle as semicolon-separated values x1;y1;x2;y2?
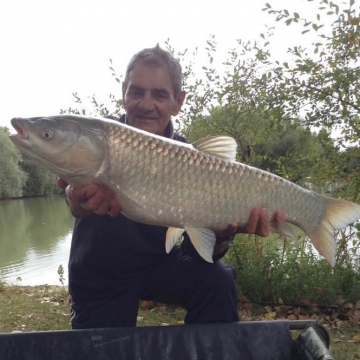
129;90;142;96
156;92;168;99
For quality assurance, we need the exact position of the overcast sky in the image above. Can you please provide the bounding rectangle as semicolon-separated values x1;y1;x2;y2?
0;0;318;130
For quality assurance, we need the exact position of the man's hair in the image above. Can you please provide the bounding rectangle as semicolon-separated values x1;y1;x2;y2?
123;44;183;96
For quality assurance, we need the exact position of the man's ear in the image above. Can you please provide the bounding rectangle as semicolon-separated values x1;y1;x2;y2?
172;90;186;116
122;82;126;104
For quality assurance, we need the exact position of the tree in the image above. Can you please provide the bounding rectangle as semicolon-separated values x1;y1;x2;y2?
260;0;360;201
262;0;360;142
20;158;59;197
0;127;27;199
188;105;333;184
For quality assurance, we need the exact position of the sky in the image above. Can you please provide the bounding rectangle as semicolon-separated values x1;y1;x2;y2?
0;0;319;131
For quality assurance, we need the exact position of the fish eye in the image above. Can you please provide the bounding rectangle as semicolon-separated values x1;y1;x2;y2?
43;130;53;139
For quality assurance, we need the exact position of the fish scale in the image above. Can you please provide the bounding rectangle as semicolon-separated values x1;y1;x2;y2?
105;122;324;232
9;114;360;265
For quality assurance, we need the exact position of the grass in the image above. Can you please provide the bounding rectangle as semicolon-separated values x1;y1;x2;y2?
0;285;187;332
328;327;360;360
0;285;359;359
0;285;70;332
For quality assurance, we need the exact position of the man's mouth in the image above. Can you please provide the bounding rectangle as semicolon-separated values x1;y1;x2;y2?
136;115;157;121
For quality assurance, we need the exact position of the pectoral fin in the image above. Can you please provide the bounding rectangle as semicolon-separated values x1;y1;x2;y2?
166;227;185;253
95;172;120;192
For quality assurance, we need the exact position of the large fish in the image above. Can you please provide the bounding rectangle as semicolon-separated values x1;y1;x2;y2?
9;115;360;265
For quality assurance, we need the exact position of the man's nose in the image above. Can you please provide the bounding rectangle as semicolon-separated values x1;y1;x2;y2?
138;91;155;111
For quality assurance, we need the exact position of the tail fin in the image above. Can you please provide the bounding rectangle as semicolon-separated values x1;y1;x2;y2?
309;195;360;266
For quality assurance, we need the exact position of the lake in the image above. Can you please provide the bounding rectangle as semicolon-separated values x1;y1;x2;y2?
0;196;74;286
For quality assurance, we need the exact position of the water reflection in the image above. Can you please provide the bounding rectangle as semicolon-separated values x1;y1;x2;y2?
0;196;74;285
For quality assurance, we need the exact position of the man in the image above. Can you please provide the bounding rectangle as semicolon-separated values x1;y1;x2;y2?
58;45;284;329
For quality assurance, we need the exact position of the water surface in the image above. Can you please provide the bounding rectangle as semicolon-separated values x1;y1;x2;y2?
0;196;74;285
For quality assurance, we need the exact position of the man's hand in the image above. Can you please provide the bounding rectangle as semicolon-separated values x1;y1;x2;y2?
57;178;122;218
213;208;285;257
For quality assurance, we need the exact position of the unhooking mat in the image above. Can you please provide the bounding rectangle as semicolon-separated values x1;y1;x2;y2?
0;320;333;360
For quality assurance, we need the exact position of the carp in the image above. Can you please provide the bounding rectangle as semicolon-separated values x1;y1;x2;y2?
10;115;360;265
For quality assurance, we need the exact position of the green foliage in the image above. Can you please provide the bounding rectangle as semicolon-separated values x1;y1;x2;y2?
262;0;360;200
0;127;27;198
20;158;59;197
225;234;360;306
0;127;61;199
263;0;360;140
187;106;331;183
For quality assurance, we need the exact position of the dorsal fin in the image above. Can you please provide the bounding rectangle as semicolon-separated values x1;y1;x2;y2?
192;136;237;162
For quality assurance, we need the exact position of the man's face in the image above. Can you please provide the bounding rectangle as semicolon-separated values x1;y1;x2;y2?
122;63;185;136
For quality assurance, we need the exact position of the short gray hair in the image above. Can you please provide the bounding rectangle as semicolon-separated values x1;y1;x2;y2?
123;45;183;96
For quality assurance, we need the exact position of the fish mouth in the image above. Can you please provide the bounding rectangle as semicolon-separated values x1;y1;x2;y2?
11;118;29;140
9;118;31;149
